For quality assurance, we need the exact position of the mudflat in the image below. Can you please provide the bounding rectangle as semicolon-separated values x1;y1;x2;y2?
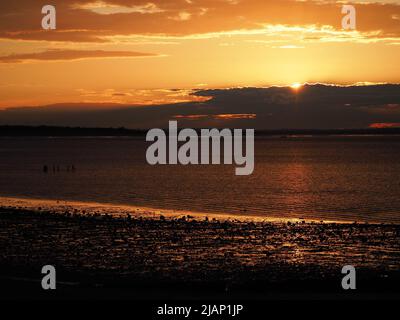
0;206;399;300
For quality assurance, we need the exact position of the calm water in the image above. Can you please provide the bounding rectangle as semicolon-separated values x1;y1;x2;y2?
1;136;400;223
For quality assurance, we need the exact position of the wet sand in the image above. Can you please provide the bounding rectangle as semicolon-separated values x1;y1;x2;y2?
0;200;400;300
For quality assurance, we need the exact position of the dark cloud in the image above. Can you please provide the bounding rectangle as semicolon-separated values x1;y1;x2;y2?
2;84;400;129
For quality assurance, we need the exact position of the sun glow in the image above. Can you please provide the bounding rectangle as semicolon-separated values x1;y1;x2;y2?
291;82;303;90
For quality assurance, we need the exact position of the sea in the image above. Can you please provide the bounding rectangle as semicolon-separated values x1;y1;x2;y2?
1;135;400;223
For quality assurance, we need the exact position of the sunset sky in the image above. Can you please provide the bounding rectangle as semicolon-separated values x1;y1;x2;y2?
1;0;400;128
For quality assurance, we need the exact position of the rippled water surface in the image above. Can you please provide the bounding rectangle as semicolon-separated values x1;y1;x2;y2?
1;135;400;223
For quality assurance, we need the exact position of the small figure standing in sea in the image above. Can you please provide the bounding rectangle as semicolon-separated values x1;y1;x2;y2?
44;164;76;173
66;165;76;172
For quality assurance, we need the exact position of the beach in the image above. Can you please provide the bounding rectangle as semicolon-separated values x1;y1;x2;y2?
1;198;400;300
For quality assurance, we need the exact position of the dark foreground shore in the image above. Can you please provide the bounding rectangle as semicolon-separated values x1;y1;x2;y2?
0;207;400;300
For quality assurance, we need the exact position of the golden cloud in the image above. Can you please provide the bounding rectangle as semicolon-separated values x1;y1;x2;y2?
0;49;158;63
0;0;399;43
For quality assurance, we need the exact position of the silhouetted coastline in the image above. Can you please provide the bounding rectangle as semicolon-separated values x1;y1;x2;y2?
2;125;400;137
0;125;146;137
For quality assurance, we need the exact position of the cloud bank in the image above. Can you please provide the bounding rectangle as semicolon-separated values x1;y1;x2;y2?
1;0;400;43
1;84;400;129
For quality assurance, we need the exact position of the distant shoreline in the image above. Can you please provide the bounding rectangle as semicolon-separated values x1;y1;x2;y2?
2;125;400;137
0;196;351;224
0;195;399;225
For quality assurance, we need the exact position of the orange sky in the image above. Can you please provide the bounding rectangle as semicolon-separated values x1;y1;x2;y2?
1;0;400;108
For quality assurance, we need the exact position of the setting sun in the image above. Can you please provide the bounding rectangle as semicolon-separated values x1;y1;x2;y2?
291;83;303;90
